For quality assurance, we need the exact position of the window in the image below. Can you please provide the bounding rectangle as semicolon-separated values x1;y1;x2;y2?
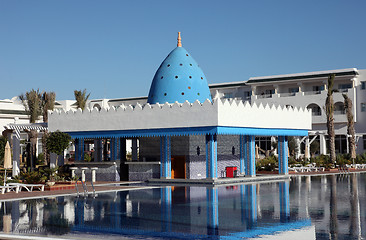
334;102;345;115
244;91;251;100
288;87;299;96
335;135;347;154
265;89;275;95
307;104;321;116
364;135;366;150
362;82;366;90
361;103;366;112
255;137;272;151
223;92;233;99
338;83;352;92
312;85;324;93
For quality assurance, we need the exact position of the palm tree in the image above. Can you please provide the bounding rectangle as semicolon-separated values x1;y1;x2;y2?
343;94;356;161
74;89;90;110
41;92;56;165
41;92;56;123
325;74;336;163
20;89;42;170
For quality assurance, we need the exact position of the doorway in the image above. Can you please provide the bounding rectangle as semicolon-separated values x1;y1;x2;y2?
171;156;186;179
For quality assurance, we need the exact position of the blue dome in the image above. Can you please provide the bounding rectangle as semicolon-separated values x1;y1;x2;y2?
147;46;212;104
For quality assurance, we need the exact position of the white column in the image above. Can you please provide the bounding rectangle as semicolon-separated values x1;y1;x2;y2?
305;136;310;160
320;134;327;155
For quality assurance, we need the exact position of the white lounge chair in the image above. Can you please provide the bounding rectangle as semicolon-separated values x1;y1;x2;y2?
0;185;19;194
7;183;45;192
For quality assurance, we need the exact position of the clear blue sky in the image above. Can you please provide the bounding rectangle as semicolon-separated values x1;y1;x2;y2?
1;0;365;100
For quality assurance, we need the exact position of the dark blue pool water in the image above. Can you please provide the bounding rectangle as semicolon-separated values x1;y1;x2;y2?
0;173;365;239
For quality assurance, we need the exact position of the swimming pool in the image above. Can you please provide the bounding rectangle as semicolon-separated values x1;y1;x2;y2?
0;173;365;239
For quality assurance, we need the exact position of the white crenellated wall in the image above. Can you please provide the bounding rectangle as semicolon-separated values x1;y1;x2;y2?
217;100;312;130
48;99;311;133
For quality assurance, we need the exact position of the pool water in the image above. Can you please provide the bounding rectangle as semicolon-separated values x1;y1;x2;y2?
0;173;365;239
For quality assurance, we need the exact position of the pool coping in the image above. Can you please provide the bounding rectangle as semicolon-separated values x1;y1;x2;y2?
148;174;290;186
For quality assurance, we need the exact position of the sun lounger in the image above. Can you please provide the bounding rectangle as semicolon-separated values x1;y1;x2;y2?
7;183;44;192
0;185;19;194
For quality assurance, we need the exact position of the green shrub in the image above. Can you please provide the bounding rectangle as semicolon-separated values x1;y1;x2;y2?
256;155;278;171
84;153;91;162
37;152;45;165
21;171;47;183
46;131;71;155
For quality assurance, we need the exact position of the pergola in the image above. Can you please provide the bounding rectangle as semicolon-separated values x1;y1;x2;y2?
4;122;48;176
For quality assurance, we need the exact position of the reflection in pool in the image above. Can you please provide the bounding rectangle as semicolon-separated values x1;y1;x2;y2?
0;173;365;239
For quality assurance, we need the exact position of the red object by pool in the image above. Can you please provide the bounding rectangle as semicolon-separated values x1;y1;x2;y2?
225;166;237;178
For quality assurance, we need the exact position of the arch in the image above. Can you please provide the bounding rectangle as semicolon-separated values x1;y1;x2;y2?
306;103;321;116
334;102;345;115
93;104;102;111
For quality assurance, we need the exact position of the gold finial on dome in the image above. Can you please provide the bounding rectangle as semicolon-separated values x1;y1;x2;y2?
177;32;182;47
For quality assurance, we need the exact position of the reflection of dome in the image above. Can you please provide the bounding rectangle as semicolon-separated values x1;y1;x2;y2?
147;33;212;104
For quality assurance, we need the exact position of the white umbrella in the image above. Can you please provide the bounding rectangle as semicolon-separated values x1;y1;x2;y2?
3;141;12;186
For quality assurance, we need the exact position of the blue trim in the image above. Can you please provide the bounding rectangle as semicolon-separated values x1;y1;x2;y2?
66;126;308;139
217;126;308;136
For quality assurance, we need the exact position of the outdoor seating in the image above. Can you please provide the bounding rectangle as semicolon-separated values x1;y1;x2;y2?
0;185;19;194
7;183;45;192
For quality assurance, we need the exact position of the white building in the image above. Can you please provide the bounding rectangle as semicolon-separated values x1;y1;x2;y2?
2;68;366;157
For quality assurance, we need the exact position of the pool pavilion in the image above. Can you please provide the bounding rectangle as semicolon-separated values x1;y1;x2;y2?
48;33;311;182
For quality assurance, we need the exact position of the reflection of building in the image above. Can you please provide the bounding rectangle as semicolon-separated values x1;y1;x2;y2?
49;34;310;181
1;174;365;238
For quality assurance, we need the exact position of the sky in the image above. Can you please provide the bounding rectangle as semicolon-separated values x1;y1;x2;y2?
0;0;366;101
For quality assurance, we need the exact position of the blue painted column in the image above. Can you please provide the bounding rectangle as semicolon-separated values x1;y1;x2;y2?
244;135;256;177
206;134;218;179
75;138;84;161
206;187;219;236
239;135;246;175
161;187;172;232
110;138;118;161
278;136;289;175
160;136;171;179
279;181;290;222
